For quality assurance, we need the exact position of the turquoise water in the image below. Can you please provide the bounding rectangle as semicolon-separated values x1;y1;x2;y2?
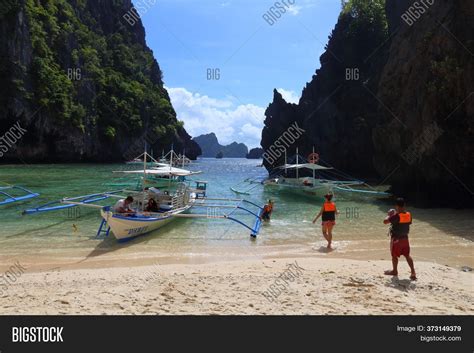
0;159;473;269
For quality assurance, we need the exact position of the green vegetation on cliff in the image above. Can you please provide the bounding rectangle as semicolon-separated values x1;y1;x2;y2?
23;0;181;141
341;0;388;44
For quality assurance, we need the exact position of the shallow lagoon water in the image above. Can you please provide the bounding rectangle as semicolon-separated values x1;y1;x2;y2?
0;159;472;271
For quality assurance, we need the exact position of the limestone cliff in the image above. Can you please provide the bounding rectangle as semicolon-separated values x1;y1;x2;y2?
262;0;473;207
0;0;200;162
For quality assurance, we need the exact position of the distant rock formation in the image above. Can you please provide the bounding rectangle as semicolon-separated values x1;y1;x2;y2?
193;133;248;158
246;148;264;159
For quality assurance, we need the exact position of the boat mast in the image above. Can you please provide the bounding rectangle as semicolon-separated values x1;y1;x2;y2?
296;147;299;180
312;146;315;181
142;141;148;211
169;144;173;188
284;148;287;176
182;148;185;168
170;145;173;169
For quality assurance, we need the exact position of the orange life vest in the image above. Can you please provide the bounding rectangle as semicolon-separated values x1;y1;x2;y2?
323;202;336;212
398;212;411;224
391;211;412;238
264;204;273;213
322;202;336;221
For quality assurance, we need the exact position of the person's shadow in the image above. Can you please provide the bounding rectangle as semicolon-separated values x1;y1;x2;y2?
385;276;416;292
317;246;334;253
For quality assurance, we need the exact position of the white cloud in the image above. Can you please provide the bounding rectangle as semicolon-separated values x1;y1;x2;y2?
288;5;303;16
276;88;300;104
166;87;265;148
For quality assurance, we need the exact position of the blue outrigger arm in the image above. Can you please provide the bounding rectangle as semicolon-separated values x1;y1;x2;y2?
22;190;125;215
189;198;265;238
225;199;263;237
225;212;263;238
0;186;40;206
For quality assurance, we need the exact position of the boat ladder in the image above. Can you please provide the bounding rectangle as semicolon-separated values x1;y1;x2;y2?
96;207;111;238
96;219;111;238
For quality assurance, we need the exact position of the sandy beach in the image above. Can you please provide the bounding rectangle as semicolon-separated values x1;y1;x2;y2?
1;257;472;315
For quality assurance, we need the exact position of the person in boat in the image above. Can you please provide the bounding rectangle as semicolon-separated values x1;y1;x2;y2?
383;198;417;280
145;198;159;213
312;193;338;249
260;200;274;222
113;196;135;215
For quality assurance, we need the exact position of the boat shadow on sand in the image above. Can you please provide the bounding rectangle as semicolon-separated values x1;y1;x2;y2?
80;218;189;260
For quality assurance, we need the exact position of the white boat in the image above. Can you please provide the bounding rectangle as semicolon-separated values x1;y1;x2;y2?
232;148;390;200
96;183;196;240
160;149;192;167
24;184;265;240
126;152;167;167
114;165;202;190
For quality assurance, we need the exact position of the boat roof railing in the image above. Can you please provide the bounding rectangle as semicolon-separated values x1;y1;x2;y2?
276;163;333;171
113;167;202;177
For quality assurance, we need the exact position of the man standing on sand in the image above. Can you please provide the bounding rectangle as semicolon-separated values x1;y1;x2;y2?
383;198;417;280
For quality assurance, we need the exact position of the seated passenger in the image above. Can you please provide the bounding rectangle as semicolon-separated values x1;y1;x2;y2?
113;196;135;215
145;198;159;213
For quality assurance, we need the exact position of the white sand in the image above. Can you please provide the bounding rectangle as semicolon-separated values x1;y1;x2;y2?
1;258;472;315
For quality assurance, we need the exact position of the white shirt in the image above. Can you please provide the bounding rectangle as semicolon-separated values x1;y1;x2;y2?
114;199;132;213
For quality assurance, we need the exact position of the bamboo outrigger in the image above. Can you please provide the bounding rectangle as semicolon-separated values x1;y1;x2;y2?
23;185;264;241
0;185;40;206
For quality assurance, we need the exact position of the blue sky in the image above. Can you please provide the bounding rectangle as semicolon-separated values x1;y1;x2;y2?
139;0;342;148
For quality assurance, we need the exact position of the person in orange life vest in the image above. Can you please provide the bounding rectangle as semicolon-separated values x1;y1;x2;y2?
312;194;338;249
260;200;274;222
383;198;417;280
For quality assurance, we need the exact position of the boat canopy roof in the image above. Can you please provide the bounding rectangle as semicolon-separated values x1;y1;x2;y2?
152;163;172;168
278;163;332;171
115;166;201;177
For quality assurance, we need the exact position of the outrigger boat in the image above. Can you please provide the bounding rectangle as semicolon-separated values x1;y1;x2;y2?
24;149;264;240
126;152;170;167
24;183;264;241
110;164;201;191
0;185;39;206
232;148;390;200
159;149;191;167
107;152;201;190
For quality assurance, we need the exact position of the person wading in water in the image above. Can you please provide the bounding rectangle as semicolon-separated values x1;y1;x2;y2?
260;200;274;222
383;197;417;280
312;194;338;249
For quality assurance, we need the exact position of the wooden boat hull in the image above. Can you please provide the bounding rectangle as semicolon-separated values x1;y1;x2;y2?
264;178;331;198
100;204;192;241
